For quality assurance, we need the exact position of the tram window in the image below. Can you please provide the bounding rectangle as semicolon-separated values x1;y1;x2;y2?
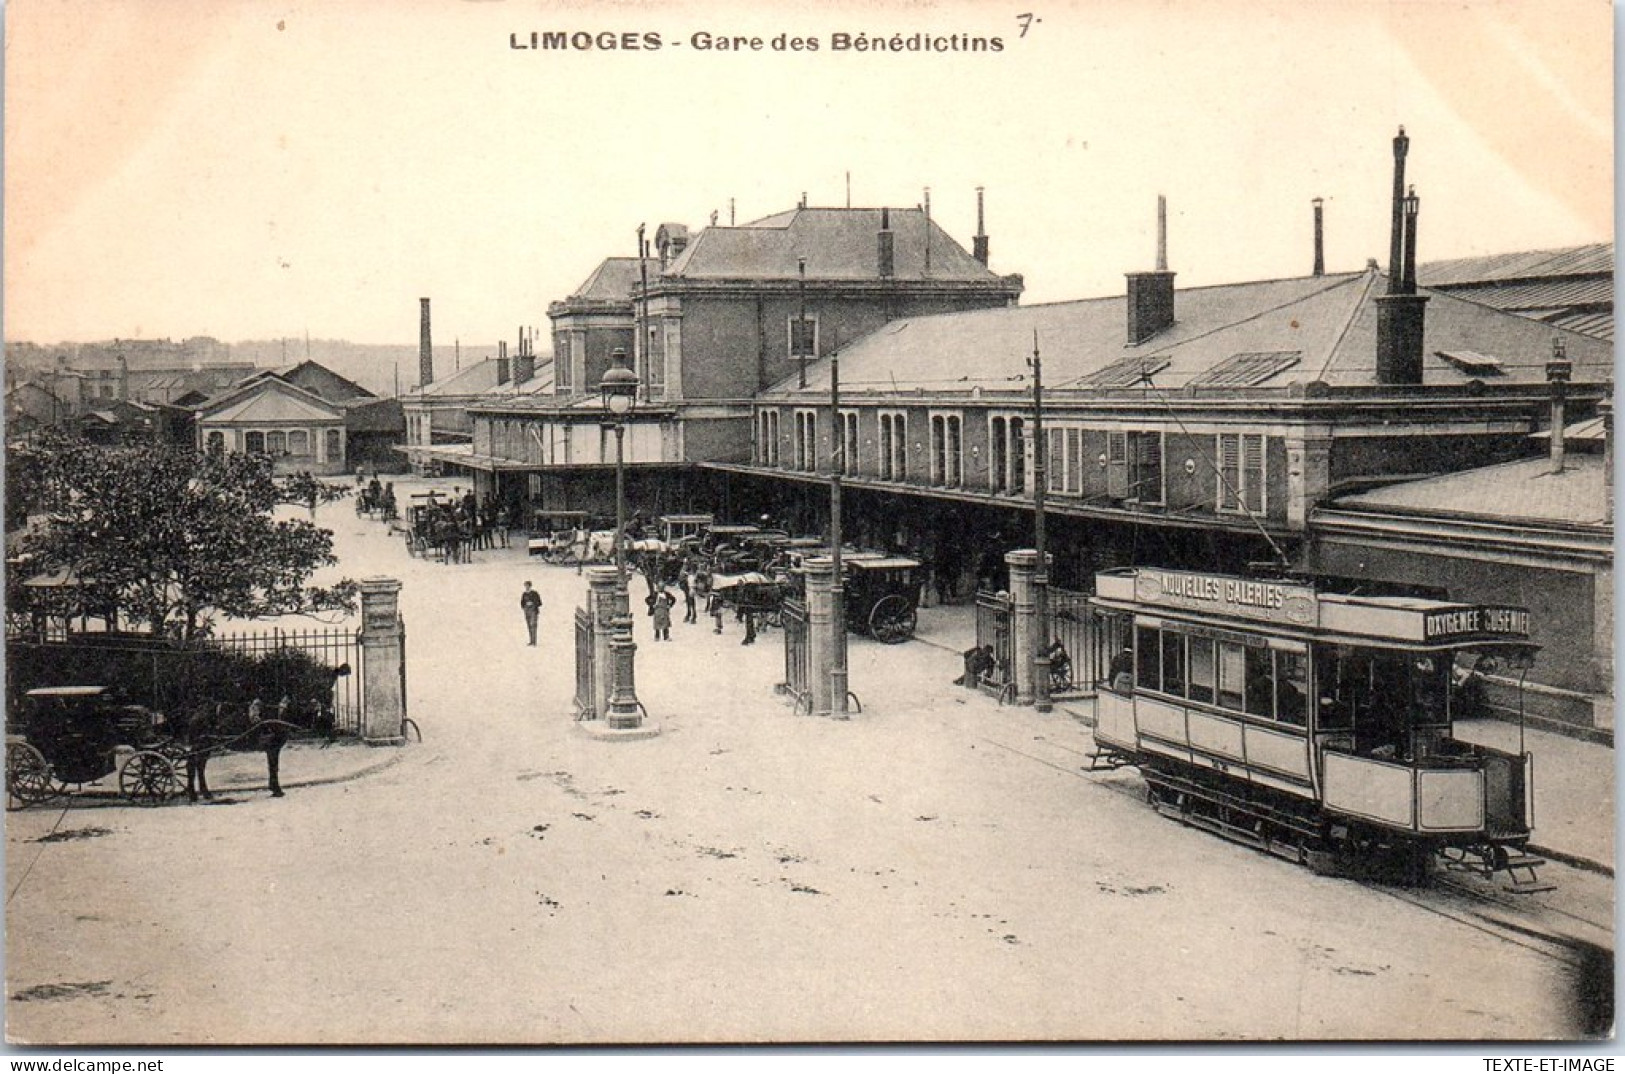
1243;644;1273;718
1411;654;1450;727
1218;641;1246;711
1314;645;1353;730
1135;626;1160;692
1188;637;1216;703
1275;650;1307;726
1160;632;1186;697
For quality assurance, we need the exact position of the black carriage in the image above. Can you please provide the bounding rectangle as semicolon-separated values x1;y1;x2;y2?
7;686;184;806
842;555;923;644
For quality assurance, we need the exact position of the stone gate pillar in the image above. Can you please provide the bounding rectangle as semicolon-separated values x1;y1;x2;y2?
804;557;836;716
359;577;405;746
586;567;623;720
1005;551;1038;706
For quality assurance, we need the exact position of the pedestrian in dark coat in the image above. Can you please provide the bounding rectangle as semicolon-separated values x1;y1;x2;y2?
250;697;289;798
520;581;542;645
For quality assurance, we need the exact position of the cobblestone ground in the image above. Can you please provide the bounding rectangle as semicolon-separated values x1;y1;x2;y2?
4;481;1591;1043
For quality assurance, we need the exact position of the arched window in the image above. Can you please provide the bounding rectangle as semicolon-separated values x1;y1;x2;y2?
288;429;310;456
326;428;342;464
205;431;225;455
267;430;287;455
245;431;266;454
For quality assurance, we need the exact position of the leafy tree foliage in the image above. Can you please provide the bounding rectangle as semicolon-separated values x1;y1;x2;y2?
16;436;358;639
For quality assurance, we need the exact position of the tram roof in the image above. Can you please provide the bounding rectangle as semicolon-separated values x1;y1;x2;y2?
1092;568;1535;650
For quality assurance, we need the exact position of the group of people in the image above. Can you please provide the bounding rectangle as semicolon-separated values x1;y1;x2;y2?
414;488;513;562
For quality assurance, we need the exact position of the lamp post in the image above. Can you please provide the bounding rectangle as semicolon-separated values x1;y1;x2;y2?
598;347;647;731
1028;332;1053;713
600;347;639;582
829;336;848;717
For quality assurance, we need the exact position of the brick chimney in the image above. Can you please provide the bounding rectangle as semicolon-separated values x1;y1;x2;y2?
1374;128;1429;386
1547;337;1572;474
117;355;129;401
877;207;895;278
496;340;510;386
973;187;989;266
419;298;434;387
1125;195;1175;344
514;327;536;384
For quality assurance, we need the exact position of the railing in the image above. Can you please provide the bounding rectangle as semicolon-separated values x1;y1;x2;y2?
973;590;1014;693
573;606;595;719
779;597;810;712
1049;587;1097;699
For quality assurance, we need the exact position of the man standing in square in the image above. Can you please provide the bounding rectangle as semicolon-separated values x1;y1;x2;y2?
520;580;542;646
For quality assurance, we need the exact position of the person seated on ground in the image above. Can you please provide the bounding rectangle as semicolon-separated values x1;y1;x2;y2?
954;645;997;688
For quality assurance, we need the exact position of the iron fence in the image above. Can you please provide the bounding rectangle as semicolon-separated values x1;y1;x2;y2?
574;606;595;719
973;590;1014;692
779;596;810;712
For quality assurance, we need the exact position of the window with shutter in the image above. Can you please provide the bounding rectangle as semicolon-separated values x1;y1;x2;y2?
1010;418;1026;494
1106;430;1128;498
1242;434;1265;513
1218;433;1241;512
947;416;962;486
1048;427;1066;492
1065;429;1082;493
879;415;893;479
989;417;1007;492
1129;431;1163;504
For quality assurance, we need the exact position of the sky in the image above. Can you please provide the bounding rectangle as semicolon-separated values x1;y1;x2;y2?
3;0;1615;348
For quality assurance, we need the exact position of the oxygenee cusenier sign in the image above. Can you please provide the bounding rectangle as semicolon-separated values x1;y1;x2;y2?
1422;605;1530;641
1133;570;1318;626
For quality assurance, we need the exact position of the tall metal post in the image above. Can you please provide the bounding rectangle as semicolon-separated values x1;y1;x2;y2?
797;258;809;390
1029;333;1053;713
613;423;627;581
829;345;849;717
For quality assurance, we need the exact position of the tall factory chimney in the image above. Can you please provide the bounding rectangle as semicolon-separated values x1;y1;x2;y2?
419;298;434;387
1312;198;1325;277
1374;128;1429;386
1125;195;1176;344
973;187;989;266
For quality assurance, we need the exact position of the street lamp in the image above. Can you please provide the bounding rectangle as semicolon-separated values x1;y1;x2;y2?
598;346;647;732
600;347;639;581
1028;332;1053;714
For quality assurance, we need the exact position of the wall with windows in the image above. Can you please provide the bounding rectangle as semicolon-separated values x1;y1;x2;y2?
1127;618;1310;732
197;420;345;474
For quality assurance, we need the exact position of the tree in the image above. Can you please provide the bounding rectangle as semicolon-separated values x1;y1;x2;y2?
19;438;358;639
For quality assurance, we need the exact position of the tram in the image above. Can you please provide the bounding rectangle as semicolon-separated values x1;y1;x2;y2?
1089;568;1544;887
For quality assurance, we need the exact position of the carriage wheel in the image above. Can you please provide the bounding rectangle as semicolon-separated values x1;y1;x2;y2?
868;595;917;644
119;750;181;806
7;742;55;807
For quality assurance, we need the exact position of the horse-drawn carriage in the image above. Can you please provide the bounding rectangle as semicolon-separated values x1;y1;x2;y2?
842;555;923;644
658;514;714;549
354;481;396;520
526;510;592;561
6;686;186;806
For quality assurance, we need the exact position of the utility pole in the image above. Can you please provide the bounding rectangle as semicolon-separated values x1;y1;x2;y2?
829;330;848;717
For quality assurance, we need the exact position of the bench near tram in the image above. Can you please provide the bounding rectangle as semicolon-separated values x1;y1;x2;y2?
1088;568;1547;890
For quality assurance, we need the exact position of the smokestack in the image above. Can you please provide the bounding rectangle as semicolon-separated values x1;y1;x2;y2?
973;187;989;266
496;338;510;386
117;355;129;401
515;327;536;385
1312;198;1325;277
878;207;895;278
419;298;433;387
1125;196;1176;344
923;188;932;276
1387;126;1409;295
1155;194;1167;272
1548;337;1572;474
1374;130;1428;386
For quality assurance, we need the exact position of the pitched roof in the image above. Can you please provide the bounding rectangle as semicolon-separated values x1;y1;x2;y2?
277;359;378;405
1331;454;1609;528
402;358;504;398
196;378;345;423
345;397;405;433
1418;243;1613;287
662;207;1002;282
480;357;556;399
761;266;1614;398
564;257;659;303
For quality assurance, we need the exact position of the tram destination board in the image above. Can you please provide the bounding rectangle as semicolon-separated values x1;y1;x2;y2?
1131;569;1318;627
